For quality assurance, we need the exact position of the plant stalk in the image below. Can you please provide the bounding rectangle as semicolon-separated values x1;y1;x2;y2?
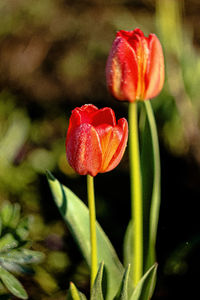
129;101;143;287
87;174;98;292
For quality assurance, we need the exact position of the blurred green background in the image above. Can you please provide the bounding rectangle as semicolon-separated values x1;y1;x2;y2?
0;0;200;299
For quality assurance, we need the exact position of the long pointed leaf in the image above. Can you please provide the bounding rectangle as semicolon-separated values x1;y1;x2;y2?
67;282;82;300
0;249;44;265
79;292;87;300
144;101;161;269
47;172;124;300
91;262;104;300
114;264;131;300
0;266;28;299
140;105;154;271
130;263;157;300
123;221;133;285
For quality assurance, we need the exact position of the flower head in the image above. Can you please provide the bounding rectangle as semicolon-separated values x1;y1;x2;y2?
66;104;128;176
106;28;165;102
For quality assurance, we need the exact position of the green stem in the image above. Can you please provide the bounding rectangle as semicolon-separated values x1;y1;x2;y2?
144;100;161;266
87;174;98;292
129;101;143;287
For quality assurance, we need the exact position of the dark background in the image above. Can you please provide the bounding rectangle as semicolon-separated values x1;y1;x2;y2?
0;0;200;299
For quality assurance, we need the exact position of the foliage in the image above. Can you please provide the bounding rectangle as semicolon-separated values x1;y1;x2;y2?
47;172;159;299
0;201;44;299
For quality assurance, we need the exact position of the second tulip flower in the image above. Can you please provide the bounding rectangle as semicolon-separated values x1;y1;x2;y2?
106;28;165;102
66;104;128;177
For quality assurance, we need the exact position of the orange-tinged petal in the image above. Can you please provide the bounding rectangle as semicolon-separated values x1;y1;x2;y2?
144;34;165;99
106;118;128;172
95;125;112;154
135;37;149;99
66;123;102;176
96;124;122;172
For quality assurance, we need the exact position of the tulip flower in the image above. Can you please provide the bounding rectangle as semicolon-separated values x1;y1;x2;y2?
66;104;128;289
106;28;164;287
66;104;128;177
106;28;164;102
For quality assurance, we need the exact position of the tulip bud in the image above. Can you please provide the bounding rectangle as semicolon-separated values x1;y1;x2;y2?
66;104;128;177
106;28;165;102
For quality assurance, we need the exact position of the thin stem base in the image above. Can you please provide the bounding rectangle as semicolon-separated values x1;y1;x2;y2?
87;174;98;291
129;101;143;287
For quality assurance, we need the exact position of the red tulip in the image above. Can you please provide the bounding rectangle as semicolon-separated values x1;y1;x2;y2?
106;28;165;102
66;104;128;176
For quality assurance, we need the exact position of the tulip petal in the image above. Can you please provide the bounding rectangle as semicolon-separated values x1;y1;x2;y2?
118;28;143;52
67;105;99;140
144;34;165;99
106;36;138;102
92;107;116;127
96;124;122;172
66;124;102;176
96;118;128;173
106;118;128;172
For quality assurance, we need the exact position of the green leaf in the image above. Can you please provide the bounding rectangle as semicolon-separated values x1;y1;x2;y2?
143;101;161;269
16;217;30;240
9;203;21;228
114;264;131;300
47;171;124;300
0;249;44;265
130;263;157;300
79;292;88;300
0;266;28;299
20;249;45;264
0;202;13;227
140;105;154;271
0;261;34;275
123;221;133;284
0;217;2;237
67;282;81;300
0;233;18;252
0;202;21;232
0;110;30;163
91;262;104;300
67;282;87;300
